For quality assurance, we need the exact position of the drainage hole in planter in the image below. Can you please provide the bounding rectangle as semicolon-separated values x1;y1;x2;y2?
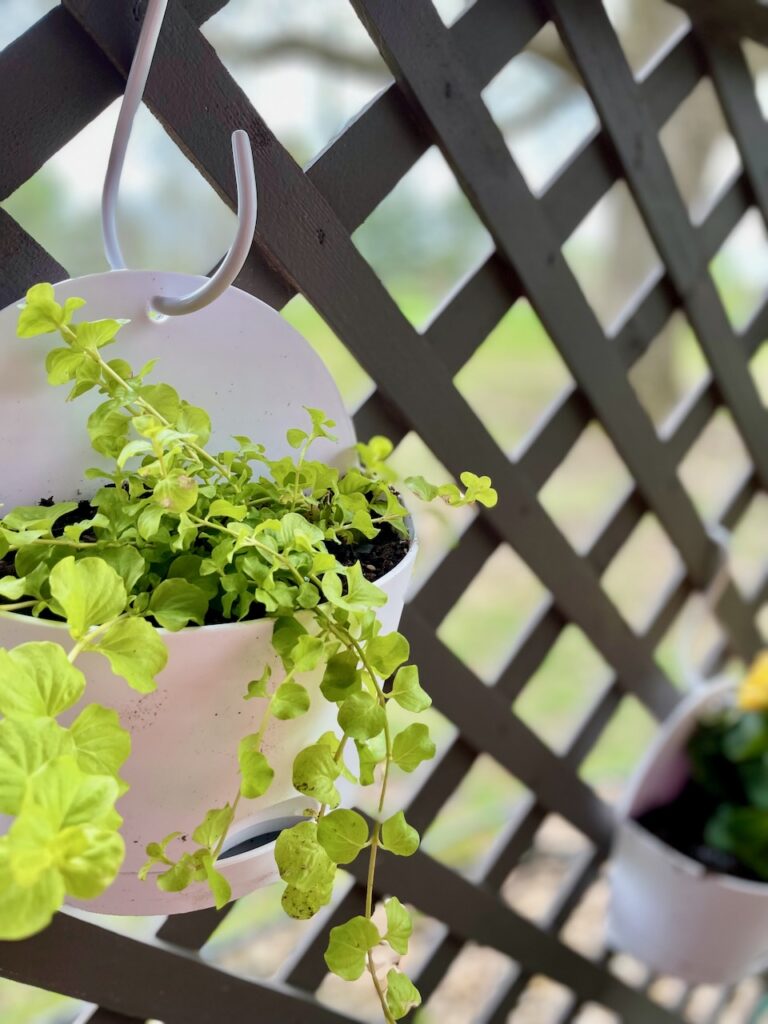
217;817;303;861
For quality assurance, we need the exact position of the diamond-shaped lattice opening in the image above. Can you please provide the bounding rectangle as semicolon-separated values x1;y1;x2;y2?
423;943;515;1024
609;952;651;990
678;408;752;521
659;76;741;224
454;299;576;456
559;872;608;961
2;101;234;279
438;544;548;684
603;0;688;77
203;0;391;166
509;974;574;1022
685;985;725;1021
0;979;80;1024
482;22;599;194
431;0;469;27
741;40;768;120
502;815;594;924
282;295;373;412
628;310;709;429
562;180;662;332
601;513;684;634
727;493;768;599
353;146;494;329
388;432;476;593
1;1;58;49
538;421;634;553
514;626;612;754
655;592;730;691
573;1004;620;1024
647;975;687;1009
579;695;657;801
422;754;528;874
710;207;768;331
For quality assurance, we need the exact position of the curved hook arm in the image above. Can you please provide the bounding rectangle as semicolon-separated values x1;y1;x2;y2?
101;0;257;316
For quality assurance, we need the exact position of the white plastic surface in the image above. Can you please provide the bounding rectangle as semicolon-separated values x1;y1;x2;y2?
608;681;768;983
0;271;415;914
0;270;356;508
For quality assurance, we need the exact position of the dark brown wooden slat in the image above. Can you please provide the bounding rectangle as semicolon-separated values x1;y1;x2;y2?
0;912;354;1024
698;33;768;226
0;209;67;306
549;0;768;496
349;0;762;669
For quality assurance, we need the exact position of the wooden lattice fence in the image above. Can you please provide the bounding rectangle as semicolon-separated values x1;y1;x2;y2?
2;0;768;1021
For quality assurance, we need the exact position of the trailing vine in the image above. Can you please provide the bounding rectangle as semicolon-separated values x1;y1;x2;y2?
0;284;496;1021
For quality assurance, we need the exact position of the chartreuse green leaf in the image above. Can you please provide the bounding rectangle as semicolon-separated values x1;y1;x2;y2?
317;809;369;864
316;731;357;783
25;756;121;830
200;850;231;910
392;723;436;773
338;691;386;741
322;563;388;612
153;471;199;513
460;471;497;508
386;969;421;1019
192;805;235;851
272;682;310;720
321;651;360;702
380;812;419;856
391;665;431;713
281;883;332;920
149;578;209;630
0;642;86;719
275;822;336;914
17;284;85;337
69;705;131;778
356;733;387;787
238;736;275;798
245;665;271;700
49;556;127;637
324;916;381;981
3;503;78;532
92;617;167;693
53;823;125;899
293;744;341;807
384;897;412;955
290;634;326;673
366;632;409;678
0;718;74;814
95;547;146;593
0;837;65;940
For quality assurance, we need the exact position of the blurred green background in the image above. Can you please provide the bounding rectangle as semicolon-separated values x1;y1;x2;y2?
2;0;768;1021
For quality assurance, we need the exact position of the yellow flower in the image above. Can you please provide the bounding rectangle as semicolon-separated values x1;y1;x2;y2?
738;652;768;711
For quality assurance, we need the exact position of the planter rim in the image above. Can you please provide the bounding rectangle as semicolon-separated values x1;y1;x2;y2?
617;677;768;893
0;522;418;638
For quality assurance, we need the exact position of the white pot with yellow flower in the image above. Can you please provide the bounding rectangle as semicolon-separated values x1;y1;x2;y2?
608;656;768;984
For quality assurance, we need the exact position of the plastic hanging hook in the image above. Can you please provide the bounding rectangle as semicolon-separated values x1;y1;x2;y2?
101;0;257;316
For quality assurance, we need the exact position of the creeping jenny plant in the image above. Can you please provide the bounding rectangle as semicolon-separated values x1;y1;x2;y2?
0;284;496;1022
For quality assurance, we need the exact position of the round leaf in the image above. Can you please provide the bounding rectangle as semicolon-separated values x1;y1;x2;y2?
317;809;369;864
338;691;385;741
238;736;275;798
391;665;431;713
381;811;419;857
392;723;436;773
149;578;209;631
293;744;342;807
0;642;86;719
49;556;127;637
93;617;167;693
272;682;310;720
384;897;413;955
69;704;131;777
366;632;410;678
324;916;381;981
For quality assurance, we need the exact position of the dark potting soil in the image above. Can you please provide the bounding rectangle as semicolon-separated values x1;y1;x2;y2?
0;497;410;622
635;779;762;883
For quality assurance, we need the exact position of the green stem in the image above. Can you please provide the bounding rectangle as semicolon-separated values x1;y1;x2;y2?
0;600;37;613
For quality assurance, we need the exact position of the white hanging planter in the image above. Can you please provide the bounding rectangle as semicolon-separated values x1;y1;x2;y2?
0;271;418;915
608;680;768;984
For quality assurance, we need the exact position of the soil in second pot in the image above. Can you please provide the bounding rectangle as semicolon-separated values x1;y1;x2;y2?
635;779;762;882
